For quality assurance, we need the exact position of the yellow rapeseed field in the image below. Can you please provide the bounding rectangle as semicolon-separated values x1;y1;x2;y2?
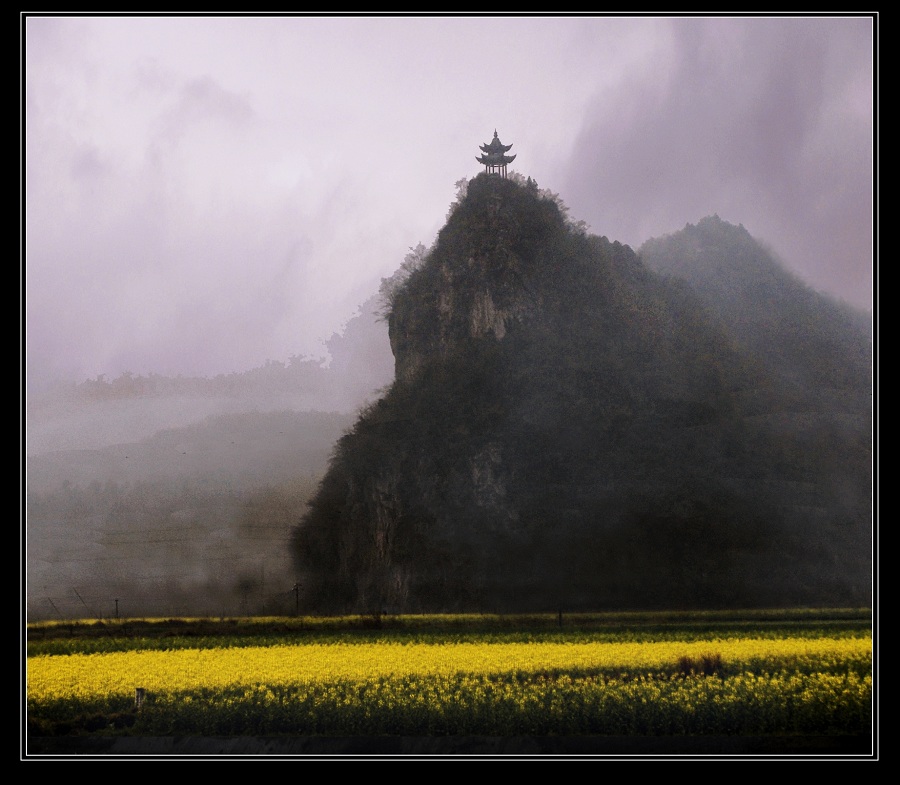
28;635;870;703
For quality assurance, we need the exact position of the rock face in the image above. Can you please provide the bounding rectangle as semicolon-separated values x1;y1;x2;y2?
293;174;872;615
388;176;546;383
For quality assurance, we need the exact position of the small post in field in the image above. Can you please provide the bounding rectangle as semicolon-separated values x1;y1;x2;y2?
135;687;146;711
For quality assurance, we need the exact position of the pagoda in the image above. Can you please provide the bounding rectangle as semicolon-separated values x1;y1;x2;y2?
477;130;516;178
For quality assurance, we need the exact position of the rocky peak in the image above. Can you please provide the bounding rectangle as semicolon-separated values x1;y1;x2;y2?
387;174;568;383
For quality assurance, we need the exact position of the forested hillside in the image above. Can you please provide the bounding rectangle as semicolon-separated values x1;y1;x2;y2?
293;174;872;614
25;177;872;620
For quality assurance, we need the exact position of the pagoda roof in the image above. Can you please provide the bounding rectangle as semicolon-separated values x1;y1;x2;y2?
479;129;513;154
477;152;517;166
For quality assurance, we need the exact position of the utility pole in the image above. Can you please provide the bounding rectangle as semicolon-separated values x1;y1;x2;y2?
72;588;92;619
293;582;300;617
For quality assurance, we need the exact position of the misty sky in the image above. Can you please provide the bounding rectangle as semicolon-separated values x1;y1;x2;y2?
23;15;876;389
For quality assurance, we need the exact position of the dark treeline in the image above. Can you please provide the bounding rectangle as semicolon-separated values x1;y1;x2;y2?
27;301;394;409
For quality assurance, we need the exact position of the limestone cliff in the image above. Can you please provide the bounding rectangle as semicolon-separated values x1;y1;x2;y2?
388;175;550;383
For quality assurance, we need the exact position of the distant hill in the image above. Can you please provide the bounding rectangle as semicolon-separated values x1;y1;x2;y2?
25;295;393;455
25;410;354;620
639;215;872;403
294;175;873;614
24;299;390;619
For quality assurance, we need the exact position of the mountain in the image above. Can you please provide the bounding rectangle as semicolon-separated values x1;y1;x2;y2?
639;215;872;404
293;174;873;615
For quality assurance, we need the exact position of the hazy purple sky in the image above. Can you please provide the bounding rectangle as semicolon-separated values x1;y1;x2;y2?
24;15;876;389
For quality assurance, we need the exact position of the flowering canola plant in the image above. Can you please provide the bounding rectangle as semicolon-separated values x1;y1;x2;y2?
28;635;869;703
